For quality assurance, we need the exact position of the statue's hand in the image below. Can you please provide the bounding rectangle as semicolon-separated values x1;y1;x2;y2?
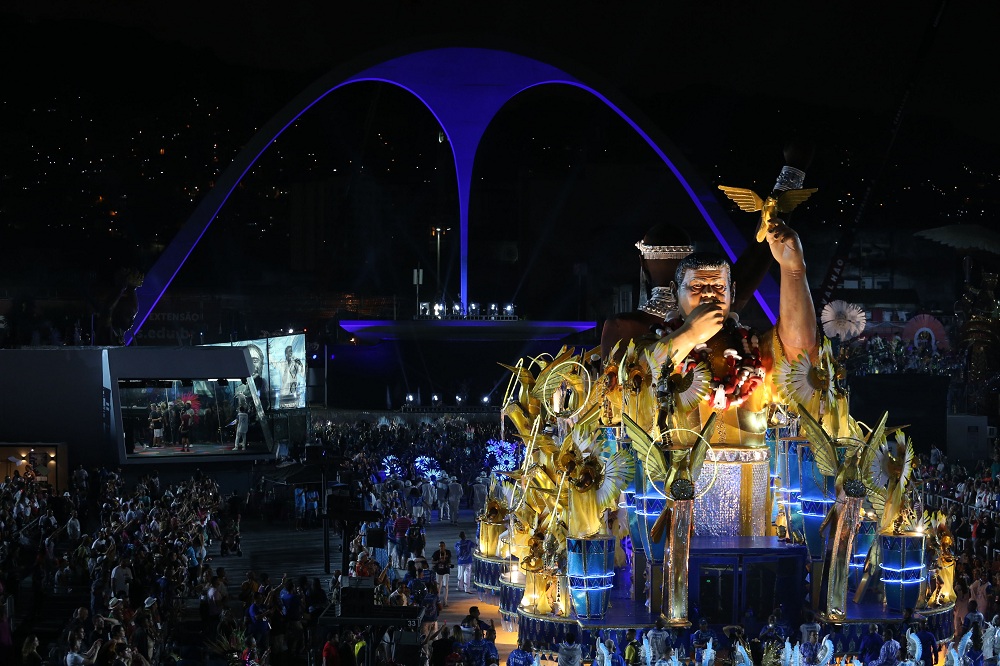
678;302;726;346
765;219;807;273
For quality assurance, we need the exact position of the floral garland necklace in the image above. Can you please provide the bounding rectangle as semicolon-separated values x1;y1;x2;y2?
664;317;766;412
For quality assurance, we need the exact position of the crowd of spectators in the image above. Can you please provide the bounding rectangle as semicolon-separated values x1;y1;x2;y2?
324;434;498;665
10;413;997;666
0;462;257;666
310;416;504;487
920;443;1000;640
837;335;961;378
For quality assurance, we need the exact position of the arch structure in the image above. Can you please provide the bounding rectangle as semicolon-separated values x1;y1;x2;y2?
125;46;777;345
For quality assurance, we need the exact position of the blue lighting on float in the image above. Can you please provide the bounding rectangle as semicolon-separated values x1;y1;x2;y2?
879;562;926;585
880;577;925;585
878;564;925;572
568;573;615;590
798;496;834;517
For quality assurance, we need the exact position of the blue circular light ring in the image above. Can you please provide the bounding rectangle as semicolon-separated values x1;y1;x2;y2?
878;563;926;583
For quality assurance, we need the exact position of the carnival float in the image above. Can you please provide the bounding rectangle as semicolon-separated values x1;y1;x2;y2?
469;203;960;661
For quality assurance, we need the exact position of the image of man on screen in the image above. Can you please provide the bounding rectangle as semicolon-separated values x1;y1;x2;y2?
242;343;269;410
279;344;304;408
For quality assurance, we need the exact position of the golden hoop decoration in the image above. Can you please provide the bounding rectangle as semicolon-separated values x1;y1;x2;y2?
527;353;554;373
502;357;525;406
645;426;719;501
537;359;594;422
512;416;542;514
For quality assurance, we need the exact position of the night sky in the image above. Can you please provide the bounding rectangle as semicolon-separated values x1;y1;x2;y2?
1;1;998;334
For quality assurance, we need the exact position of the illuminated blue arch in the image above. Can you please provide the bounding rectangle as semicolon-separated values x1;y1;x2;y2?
126;46;777;344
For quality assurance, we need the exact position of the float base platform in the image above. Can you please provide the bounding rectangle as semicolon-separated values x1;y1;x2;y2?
518;602;659;659
818;601;955;653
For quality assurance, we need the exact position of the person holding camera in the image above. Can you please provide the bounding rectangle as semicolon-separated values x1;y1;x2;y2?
432;541;453;607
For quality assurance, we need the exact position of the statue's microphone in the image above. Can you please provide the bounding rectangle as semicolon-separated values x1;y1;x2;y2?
771;139;815;198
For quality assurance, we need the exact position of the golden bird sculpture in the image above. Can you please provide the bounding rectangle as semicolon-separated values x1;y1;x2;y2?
852;424;916;603
797;403;888;618
718;185;818;242
865;427;917;534
622;411;716;543
796;404;888;503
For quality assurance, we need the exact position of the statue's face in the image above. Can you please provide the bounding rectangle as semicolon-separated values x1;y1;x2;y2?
677;266;733;320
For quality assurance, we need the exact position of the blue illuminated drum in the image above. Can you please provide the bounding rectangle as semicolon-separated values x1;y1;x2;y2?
567;536;615;619
625;456;648;556
794;440;841;560
776;437;803;537
621;489;642;554
849;518;879;590
472;551;508;597
768;426;796;522
499;574;525;630
799;497;835;560
634;493;667;563
880;533;926;611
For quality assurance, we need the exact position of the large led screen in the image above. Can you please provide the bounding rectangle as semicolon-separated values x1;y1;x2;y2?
204;334;307;410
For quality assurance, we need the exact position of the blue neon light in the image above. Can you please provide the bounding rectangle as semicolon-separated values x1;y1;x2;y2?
878;564;925;572
880;577;925;585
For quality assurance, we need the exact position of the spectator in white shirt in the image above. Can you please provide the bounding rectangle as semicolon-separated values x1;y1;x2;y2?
111;559;134;599
66;511;81;542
